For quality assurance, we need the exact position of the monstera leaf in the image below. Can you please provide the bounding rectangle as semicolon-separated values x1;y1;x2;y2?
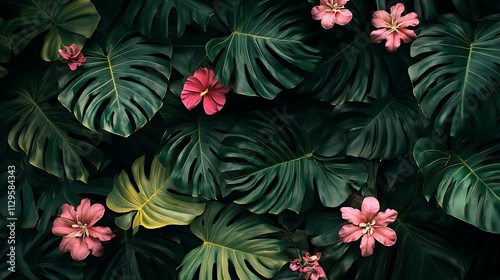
178;202;288;280
409;14;500;137
0;66;108;182
206;0;320;98
220;109;367;214
106;155;206;230
57;24;171;137
0;227;85;279
4;0;99;61
124;0;213;39
159;115;237;200
297;0;401;104
84;227;182;280
414;131;500;233
333;91;428;160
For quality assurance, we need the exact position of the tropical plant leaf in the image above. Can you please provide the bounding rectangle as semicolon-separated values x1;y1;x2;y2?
124;0;214;39
106;155;206;230
178;202;288;280
5;0;100;61
332;88;428;160
0;66;109;183
413;131;500;233
159;114;236;200
0;18;10;78
451;0;480;20
57;24;171;137
83;227;182;280
296;0;401;105
219;109;367;214
409;14;500;137
206;0;320;98
0;227;85;279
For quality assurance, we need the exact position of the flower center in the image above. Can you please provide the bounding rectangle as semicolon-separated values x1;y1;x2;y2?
200;88;209;96
387;15;403;34
309;255;318;261
359;220;376;235
326;3;342;13
68;214;89;239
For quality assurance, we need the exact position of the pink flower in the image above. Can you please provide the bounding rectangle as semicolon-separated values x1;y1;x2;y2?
370;3;419;52
289;257;302;271
303;265;327;280
339;197;398;257
311;0;353;30
303;252;321;264
289;252;326;280
52;198;115;261
181;67;231;115
58;43;86;71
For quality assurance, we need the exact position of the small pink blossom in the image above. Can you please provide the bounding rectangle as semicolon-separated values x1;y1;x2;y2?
52;198;115;261
370;3;419;52
181;67;231;115
339;197;398;257
58;43;86;70
311;0;353;30
289;252;326;280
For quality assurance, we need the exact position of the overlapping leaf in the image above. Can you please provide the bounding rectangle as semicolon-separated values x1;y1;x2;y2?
220;109;367;214
57;24;171;137
0;66;109;182
178;202;288;280
414;131;500;233
4;0;99;61
409;15;500;137
206;0;320;98
124;0;213;39
159;115;236;200
106;155;206;230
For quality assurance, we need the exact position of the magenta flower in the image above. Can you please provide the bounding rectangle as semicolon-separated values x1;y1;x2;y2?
370;3;419;52
289;252;326;280
311;0;353;30
181;67;231;115
59;43;86;70
339;197;398;257
52;198;115;261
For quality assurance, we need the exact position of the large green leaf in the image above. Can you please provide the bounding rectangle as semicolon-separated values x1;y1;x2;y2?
0;66;109;183
178;202;288;280
219;109;367;214
5;0;100;61
159;114;236;200
0;227;85;279
332;89;428;160
409;14;500;137
296;0;401;105
206;0;320;98
414;132;500;233
84;227;182;280
124;0;214;39
57;24;172;137
106;155;206;230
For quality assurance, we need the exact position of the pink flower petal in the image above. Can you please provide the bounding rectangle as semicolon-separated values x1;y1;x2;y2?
311;6;327;20
52;217;78;236
335;9;353;26
385;32;401;52
374;208;398;227
85;236;105;257
88;226;115;242
370;28;389;43
340;206;364;225
361;197;380;221
59;237;90;261
203;90;226;115
320;13;336;30
289;258;301;271
339;224;363;243
397;28;417;43
82;203;105;227
390;3;406;19
76;198;92;221
372;10;391;28
335;0;349;6
373;227;397;246
60;203;77;221
183;76;206;93
181;91;203;110
309;265;327;280
399;12;419;27
360;235;375;257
